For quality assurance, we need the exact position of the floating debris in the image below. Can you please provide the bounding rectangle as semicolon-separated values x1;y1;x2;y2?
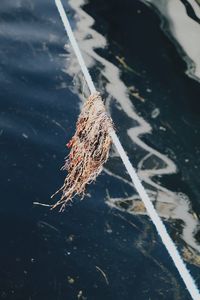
96;266;109;285
77;290;87;300
67;276;75;284
182;247;200;267
151;108;160;119
128;86;145;102
116;55;141;76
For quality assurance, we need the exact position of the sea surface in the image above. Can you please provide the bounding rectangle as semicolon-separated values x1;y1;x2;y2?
0;0;200;299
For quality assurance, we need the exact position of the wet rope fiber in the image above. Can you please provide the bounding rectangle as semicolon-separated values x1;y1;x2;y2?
54;0;200;299
51;92;113;209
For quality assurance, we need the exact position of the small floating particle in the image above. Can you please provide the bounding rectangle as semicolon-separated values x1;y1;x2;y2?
159;126;166;131
66;234;75;242
22;133;28;139
77;290;87;300
96;266;109;285
151;108;160;119
77;291;83;299
128;86;145;102
67;276;75;284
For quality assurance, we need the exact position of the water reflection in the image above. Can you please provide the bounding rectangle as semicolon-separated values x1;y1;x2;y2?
63;0;200;264
142;0;200;82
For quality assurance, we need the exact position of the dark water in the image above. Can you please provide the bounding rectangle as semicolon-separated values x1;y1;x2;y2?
0;0;200;299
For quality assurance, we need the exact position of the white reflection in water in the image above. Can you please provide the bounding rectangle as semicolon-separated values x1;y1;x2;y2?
142;0;200;82
61;0;200;261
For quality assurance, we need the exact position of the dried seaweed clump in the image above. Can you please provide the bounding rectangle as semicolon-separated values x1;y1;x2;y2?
52;93;113;210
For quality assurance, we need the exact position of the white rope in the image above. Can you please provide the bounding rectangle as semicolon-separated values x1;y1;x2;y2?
55;0;200;299
55;0;96;94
